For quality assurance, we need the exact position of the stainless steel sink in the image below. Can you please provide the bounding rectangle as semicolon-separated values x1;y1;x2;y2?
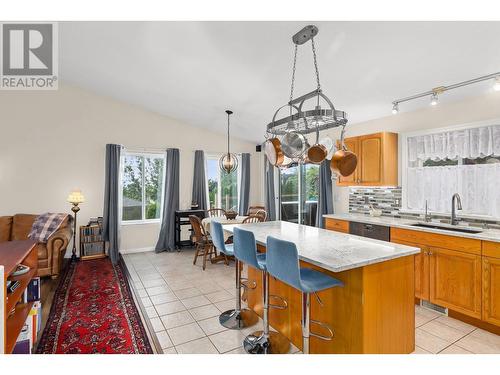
410;222;483;234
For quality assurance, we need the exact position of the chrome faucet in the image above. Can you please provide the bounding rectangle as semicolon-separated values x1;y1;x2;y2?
451;193;463;225
424;200;431;222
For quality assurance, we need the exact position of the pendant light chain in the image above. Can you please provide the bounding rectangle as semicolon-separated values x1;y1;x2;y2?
311;37;321;90
227;112;230;156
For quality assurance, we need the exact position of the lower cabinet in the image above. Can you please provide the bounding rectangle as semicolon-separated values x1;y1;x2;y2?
483;256;500;326
428;247;482;319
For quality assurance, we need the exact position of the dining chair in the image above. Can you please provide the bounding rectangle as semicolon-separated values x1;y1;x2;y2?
254;209;267;221
207;208;227;218
189;215;217;270
247;205;266;216
242;215;264;224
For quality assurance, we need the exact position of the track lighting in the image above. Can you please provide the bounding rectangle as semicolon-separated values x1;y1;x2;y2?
391;71;500;114
494;76;500;92
430;93;438;106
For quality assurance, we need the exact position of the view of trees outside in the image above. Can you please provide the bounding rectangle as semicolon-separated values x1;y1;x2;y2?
207;157;239;211
280;164;319;225
122;154;164;221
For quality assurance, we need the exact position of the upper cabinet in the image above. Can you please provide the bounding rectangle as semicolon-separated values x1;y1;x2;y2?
336;132;398;186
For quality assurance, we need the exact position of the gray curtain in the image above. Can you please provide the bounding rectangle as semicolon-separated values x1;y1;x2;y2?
102;144;122;264
238;153;251;215
316;159;334;228
192;150;207;211
155;148;180;252
264;159;277;221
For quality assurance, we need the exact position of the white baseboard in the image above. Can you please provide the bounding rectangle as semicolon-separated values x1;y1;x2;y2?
120;247;155;254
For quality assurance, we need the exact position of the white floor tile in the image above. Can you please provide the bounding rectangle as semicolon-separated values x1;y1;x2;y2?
198;316;228;336
174;287;202;299
181;295;212;309
156;330;173;349
160;311;195;330
167;322;205;346
208;329;247;353
189;304;222;321
155;300;186;316
176;337;219;354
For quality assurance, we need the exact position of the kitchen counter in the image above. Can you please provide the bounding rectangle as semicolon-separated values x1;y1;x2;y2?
223;220;417;354
224;220;419;273
323;213;500;243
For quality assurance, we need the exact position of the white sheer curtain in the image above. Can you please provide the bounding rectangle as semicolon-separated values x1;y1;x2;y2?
406;124;500;218
407;162;500;217
408;125;500;162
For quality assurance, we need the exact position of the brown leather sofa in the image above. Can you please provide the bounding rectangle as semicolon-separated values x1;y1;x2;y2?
0;214;72;279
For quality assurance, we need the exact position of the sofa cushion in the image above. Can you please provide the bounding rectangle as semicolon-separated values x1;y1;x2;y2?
12;214;38;240
0;216;13;242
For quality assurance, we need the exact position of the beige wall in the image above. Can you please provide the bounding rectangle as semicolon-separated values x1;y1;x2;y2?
0;84;263;252
324;91;500;213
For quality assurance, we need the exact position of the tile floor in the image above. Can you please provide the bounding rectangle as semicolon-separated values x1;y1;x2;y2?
123;249;500;354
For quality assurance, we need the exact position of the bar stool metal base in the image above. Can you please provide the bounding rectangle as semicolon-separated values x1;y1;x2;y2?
243;331;290;354
219;308;258;329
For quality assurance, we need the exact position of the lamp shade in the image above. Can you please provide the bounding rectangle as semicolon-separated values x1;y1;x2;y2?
67;189;85;204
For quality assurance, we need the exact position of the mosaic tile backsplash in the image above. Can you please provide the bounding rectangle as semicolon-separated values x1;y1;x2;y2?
349;187;402;216
348;186;500;228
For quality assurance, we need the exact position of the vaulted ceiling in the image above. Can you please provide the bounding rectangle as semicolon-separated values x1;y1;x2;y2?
59;21;500;142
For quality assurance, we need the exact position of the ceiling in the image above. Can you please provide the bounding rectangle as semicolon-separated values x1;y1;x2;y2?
59;21;500;142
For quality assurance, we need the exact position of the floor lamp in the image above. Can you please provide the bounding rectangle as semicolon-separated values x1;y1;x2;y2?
67;189;85;261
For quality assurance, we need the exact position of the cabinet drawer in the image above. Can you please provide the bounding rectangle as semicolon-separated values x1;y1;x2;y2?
325;218;349;233
390;228;481;255
483;241;500;259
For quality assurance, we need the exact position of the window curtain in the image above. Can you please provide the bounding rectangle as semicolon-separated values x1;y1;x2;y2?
264;159;276;221
238;153;251;215
192;150;207;211
102;144;122;264
315;159;334;228
407;164;500;217
155;148;180;252
408;125;500;162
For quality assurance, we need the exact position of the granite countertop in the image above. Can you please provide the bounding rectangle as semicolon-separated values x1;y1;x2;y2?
323;213;500;243
223;221;420;273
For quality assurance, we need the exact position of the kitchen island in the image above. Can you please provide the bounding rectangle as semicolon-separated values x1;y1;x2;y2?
224;221;420;354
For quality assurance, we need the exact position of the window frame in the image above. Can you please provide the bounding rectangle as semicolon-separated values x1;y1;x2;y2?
205;152;242;211
121;151;166;225
401;118;500;220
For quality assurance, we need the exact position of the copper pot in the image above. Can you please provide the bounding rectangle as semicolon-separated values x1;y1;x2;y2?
265;137;284;167
330;126;358;177
307;125;327;164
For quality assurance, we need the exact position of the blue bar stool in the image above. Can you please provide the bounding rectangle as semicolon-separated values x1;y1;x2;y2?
211;221;258;329
266;236;344;354
233;227;290;354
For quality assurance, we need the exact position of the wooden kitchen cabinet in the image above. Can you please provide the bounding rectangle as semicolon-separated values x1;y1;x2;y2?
482;242;500;326
324;218;349;233
336;132;398;187
429;247;482;319
392;239;430;301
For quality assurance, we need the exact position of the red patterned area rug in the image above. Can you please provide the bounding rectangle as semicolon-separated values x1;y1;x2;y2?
36;258;152;354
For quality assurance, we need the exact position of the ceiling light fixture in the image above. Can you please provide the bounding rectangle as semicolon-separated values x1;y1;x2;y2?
391;71;500;114
219;110;238;174
391;102;399;114
430;92;438;106
494;76;500;92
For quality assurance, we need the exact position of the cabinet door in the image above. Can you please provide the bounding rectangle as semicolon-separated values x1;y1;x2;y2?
324;218;349;233
359;134;382;185
337;137;358;185
483;256;500;326
429;247;482;318
392;239;429;300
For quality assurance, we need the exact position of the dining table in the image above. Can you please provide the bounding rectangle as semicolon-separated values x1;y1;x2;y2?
201;215;248;263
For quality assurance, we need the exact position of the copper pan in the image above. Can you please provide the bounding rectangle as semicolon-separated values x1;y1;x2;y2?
265;137;284;167
330;126;358;177
307;124;328;164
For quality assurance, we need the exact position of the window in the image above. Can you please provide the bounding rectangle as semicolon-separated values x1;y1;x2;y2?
279;163;319;226
122;153;165;222
402;122;500;218
206;154;240;211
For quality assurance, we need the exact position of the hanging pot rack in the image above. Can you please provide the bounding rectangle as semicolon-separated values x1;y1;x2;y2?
265;25;348;138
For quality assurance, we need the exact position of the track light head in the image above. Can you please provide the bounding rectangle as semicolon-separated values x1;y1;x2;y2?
430;93;438;106
494;76;500;92
392;102;399;114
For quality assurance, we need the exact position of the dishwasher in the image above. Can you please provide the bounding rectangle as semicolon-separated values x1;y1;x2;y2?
349;221;390;242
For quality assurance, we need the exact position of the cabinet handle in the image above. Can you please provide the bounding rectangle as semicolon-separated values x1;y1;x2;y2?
428;251;433;256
